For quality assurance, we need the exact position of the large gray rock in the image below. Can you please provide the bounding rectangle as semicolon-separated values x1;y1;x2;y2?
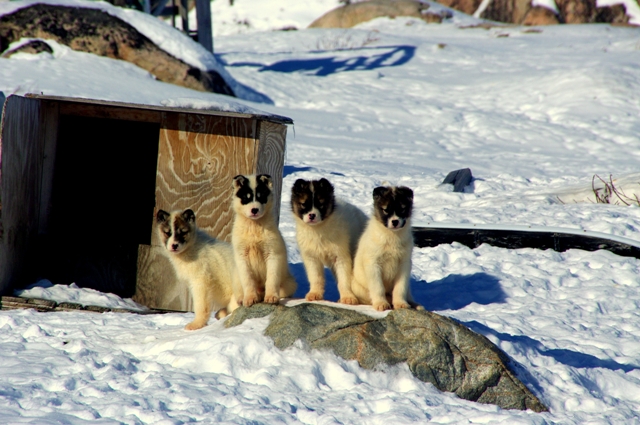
0;4;234;96
226;303;548;412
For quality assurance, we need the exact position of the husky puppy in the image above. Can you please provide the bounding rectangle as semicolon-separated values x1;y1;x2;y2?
291;178;367;304
231;174;297;307
156;209;242;330
351;186;422;311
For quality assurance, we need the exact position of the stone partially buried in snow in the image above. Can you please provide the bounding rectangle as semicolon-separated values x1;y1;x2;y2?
0;3;234;96
226;303;548;412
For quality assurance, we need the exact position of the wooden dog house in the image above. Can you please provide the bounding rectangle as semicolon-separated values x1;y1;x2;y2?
0;94;292;311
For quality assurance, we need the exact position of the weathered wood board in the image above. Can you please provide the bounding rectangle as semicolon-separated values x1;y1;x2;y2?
0;96;45;294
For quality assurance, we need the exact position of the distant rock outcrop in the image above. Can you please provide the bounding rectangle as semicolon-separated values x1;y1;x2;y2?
226;303;548;412
0;4;235;96
308;0;452;28
308;0;633;27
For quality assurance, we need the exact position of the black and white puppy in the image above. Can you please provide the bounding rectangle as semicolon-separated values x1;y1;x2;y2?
231;174;297;307
351;186;423;311
291;178;367;304
156;209;241;330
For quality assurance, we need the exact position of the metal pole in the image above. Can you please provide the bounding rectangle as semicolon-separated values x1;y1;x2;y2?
195;0;213;52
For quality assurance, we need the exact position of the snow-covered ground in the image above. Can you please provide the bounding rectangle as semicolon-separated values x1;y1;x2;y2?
2;1;640;423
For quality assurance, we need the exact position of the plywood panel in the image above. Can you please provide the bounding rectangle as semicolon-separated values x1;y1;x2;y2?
256;121;287;223
134;245;190;311
155;112;258;241
0;96;44;294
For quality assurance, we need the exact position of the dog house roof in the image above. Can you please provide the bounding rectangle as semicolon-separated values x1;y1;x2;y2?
24;93;294;125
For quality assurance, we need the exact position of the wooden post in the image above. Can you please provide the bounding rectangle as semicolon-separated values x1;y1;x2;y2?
195;0;213;53
180;0;189;33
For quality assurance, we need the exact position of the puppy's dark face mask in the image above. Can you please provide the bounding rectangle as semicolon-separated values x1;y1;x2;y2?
372;186;413;230
156;209;196;254
291;178;335;225
233;174;273;219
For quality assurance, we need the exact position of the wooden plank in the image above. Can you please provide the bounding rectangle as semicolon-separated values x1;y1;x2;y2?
0;95;45;294
37;101;59;234
412;226;640;259
154;112;257;241
0;295;173;314
26;93;294;125
59;102;161;123
256;121;287;223
133;244;192;311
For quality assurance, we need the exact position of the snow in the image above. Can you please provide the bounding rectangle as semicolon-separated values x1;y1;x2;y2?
1;0;640;423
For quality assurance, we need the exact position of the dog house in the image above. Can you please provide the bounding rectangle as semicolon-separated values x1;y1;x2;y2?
0;94;292;311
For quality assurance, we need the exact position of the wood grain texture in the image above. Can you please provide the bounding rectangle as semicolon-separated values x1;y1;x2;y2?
256;121;287;223
59;103;162;123
0;96;44;294
154;112;258;241
133;244;192;311
37;101;59;234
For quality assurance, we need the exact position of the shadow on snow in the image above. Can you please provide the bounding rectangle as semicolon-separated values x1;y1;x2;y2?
227;45;416;77
463;320;638;373
412;273;507;311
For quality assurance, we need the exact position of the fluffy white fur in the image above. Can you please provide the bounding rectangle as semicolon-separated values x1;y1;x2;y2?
231;175;297;306
294;198;367;304
157;210;242;330
351;216;416;311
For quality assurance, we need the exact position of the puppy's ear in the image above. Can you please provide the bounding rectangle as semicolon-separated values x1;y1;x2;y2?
316;178;334;193
182;209;196;224
396;186;414;201
156;209;170;224
257;174;273;189
292;179;309;193
233;175;246;189
373;186;389;201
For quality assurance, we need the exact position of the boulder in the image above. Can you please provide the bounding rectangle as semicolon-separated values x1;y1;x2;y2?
226;303;548;412
308;0;450;28
1;39;54;58
522;6;561;26
0;4;234;96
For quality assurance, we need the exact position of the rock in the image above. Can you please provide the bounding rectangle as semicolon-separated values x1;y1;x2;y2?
436;0;483;16
522;6;560;26
226;303;548;412
1;39;54;58
436;0;634;25
0;4;234;96
308;0;449;28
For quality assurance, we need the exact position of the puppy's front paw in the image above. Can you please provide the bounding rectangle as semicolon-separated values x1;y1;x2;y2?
305;291;324;301
185;321;206;331
243;294;259;307
263;294;280;304
339;296;358;305
373;301;391;311
393;301;410;310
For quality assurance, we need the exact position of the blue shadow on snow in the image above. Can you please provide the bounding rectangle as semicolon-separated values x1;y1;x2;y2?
228;45;416;77
411;273;507;312
463;320;638;373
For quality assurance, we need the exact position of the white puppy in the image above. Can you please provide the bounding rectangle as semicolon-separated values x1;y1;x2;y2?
231;174;297;306
156;209;242;330
351;186;423;311
291;178;367;304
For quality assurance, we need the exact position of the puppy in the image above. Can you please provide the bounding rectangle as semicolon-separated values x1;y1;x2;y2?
231;174;297;307
291;178;367;304
351;186;422;311
156;209;242;330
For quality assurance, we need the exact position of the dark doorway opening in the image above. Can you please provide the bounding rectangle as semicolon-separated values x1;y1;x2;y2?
33;115;160;297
